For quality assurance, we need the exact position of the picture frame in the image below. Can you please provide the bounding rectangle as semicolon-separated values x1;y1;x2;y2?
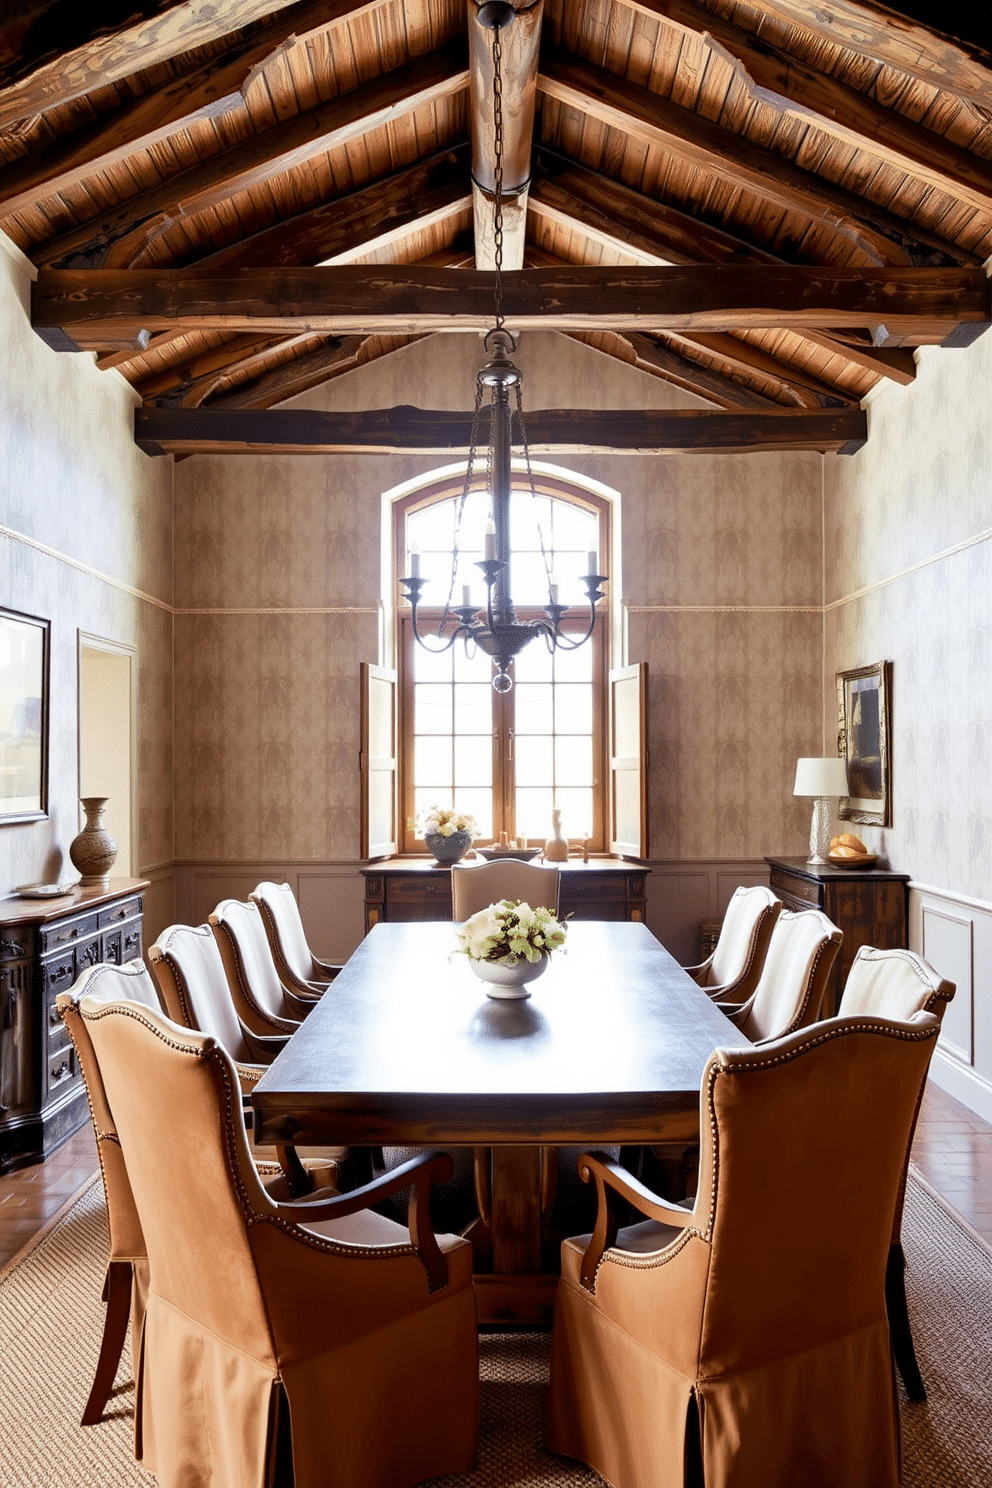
836;660;891;828
0;606;50;824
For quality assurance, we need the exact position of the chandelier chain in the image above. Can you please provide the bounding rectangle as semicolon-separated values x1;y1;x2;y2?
492;25;505;335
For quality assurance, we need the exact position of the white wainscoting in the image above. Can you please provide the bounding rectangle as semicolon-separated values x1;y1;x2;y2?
173;861;367;963
910;881;992;1125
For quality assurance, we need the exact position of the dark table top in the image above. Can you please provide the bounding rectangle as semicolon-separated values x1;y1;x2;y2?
251;920;748;1147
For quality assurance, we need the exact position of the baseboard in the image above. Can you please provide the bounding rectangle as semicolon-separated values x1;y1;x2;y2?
929;1049;992;1126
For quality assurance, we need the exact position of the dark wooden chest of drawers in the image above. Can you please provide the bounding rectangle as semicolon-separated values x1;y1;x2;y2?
764;857;909;1017
0;879;147;1172
361;859;648;934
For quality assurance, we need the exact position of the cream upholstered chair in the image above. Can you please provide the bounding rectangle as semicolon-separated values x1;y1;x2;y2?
209;897;310;1036
684;884;782;1003
148;922;340;1197
640;907;843;1201
249;880;342;1002
58;961;338;1428
547;1011;942;1488
78;994;478;1488
718;907;843;1042
839;945;956;1401
450;859;560;919
148;922;289;1086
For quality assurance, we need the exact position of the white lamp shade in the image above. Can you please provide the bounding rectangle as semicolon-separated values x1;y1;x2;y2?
793;756;849;798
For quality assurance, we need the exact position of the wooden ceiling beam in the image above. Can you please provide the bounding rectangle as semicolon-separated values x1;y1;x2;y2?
203;337;371;410
468;0;543;270
187;144;472;272
742;1;992;112
537;50;969;267
0;0;394;222
34;265;989;342
135;333;319;403
528;155;917;386
0;0;313;131
572;331;795;410
34;43;469;268
626;0;992;216
133;404;868;456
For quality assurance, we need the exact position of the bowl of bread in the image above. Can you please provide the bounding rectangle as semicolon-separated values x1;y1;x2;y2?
827;833;877;868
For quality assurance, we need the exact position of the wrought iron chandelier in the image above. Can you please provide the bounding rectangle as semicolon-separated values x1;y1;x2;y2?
399;0;606;694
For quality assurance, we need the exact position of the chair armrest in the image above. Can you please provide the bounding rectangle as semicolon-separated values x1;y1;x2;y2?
682;956;712;986
577;1151;696;1292
276;1151;456;1293
283;985;322;1017
715;999;750;1029
312;958;343;981
240;1025;292;1062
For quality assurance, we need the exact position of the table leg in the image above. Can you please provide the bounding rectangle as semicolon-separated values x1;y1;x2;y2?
491;1145;543;1273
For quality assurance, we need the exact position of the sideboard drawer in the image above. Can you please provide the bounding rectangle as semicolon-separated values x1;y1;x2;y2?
769;868;821;906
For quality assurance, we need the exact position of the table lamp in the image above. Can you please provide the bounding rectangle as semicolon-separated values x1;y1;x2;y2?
794;756;850;865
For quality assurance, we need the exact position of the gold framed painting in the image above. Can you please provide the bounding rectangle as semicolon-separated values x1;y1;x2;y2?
0;607;50;825
836;660;891;828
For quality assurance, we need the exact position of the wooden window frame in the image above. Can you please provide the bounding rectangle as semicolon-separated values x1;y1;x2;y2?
395;473;611;856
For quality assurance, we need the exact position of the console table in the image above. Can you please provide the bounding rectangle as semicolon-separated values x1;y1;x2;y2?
360;859;648;934
0;878;147;1172
764;857;909;1017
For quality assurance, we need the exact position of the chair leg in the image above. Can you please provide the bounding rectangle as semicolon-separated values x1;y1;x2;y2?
81;1261;133;1425
886;1241;926;1401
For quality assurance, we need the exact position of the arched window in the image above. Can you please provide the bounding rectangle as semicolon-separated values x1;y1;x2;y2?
394;468;611;854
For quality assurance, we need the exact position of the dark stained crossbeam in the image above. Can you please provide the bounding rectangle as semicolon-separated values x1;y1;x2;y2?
34;266;991;345
133;405;868;457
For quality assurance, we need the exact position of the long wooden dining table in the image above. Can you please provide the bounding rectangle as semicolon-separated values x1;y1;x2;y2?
252;918;749;1323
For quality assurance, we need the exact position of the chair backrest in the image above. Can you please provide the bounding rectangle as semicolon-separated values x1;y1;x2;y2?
691;1011;941;1374
839;946;955;1024
451;860;561;920
209;898;297;1031
56;959;161;1261
78;994;276;1359
705;885;782;992
147;922;254;1065
735;908;842;1041
249;880;323;986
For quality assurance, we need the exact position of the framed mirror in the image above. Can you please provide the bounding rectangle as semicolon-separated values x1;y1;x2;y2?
836;660;891;828
0;607;50;824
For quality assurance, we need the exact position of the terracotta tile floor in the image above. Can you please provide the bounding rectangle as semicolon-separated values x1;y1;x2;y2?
2;1081;991;1271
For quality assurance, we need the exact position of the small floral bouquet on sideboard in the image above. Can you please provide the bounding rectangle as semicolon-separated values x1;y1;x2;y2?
417;805;481;863
455;898;568;999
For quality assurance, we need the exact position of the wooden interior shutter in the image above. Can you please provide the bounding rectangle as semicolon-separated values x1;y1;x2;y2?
609;662;648;859
360;663;397;860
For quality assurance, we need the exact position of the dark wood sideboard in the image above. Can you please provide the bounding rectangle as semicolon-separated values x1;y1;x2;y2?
361;858;648;934
0;878;147;1173
764;857;909;1017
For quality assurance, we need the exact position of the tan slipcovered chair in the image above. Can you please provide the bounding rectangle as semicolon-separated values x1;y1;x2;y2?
249;880;342;1003
839;944;956;1401
209;897;310;1036
78;994;479;1488
684;884;782;1003
58;960;340;1428
450;859;560;919
547;1011;942;1488
718;906;843;1041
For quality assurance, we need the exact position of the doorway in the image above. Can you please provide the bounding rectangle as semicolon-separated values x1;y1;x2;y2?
77;634;136;878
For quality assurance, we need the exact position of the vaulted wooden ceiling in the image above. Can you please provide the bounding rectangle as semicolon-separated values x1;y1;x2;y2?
3;0;991;455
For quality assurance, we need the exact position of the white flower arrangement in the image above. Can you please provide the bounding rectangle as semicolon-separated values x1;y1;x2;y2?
418;805;480;840
455;899;568;966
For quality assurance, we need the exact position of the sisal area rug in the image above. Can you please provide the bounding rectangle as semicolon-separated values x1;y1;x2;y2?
1;1170;990;1487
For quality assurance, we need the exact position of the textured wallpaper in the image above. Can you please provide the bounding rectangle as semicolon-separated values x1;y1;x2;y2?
824;331;992;905
0;235;174;893
173;331;823;865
